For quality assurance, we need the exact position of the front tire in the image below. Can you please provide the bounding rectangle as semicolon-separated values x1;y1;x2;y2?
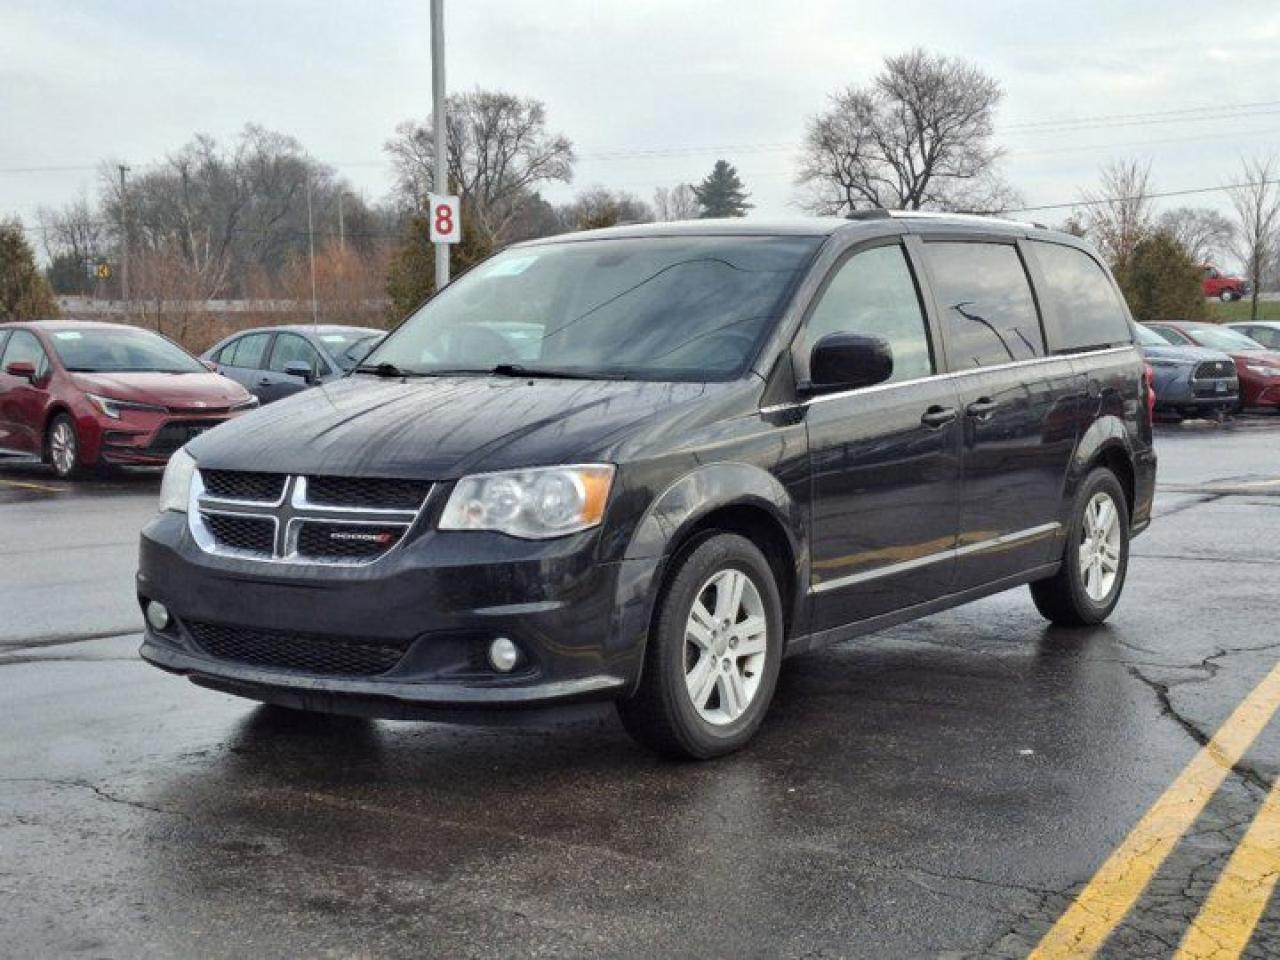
618;533;784;759
1030;468;1130;626
46;414;86;480
1219;289;1236;302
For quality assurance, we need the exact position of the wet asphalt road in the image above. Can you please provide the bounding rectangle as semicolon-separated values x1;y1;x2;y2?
2;419;1280;959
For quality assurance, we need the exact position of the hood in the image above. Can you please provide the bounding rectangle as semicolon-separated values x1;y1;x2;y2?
1226;349;1280;365
187;375;730;479
1138;343;1233;363
70;371;251;411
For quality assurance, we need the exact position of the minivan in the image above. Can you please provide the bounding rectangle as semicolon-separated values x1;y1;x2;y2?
138;213;1156;759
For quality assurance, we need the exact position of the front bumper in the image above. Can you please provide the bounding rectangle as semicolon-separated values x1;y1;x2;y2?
137;511;657;716
82;411;239;466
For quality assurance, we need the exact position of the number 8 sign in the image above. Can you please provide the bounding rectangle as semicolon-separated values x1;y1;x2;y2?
428;194;461;245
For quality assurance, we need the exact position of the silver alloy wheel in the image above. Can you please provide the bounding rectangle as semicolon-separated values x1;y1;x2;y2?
683;568;768;726
50;420;76;476
1079;491;1122;602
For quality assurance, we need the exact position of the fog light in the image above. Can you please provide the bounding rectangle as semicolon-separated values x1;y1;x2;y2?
145;601;171;632
488;636;519;673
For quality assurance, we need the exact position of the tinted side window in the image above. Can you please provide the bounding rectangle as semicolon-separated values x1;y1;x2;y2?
925;242;1044;368
268;333;324;374
2;330;49;376
0;331;10;361
1149;326;1190;345
1031;241;1132;351
226;332;271;369
802;244;933;383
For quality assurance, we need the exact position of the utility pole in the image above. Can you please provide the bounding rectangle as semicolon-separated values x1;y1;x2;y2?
306;176;318;327
431;0;449;289
117;164;130;307
338;191;346;252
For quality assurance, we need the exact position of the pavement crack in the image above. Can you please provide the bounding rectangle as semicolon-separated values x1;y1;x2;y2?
0;777;185;819
1125;666;1272;793
0;628;140;653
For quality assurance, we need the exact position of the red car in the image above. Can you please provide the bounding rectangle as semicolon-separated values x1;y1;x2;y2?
1202;265;1250;302
0;321;258;478
1145;321;1280;410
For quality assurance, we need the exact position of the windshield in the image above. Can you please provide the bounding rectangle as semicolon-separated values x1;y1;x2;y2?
317;331;381;371
1186;325;1265;352
47;327;206;373
363;235;822;381
1133;324;1167;347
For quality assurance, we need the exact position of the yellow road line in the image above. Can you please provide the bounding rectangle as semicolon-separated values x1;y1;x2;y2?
0;478;63;493
1175;774;1280;959
1029;663;1280;960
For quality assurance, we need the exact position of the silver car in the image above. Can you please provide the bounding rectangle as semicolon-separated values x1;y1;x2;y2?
202;325;383;404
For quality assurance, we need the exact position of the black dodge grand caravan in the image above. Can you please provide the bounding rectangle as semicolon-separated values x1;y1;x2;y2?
139;213;1155;758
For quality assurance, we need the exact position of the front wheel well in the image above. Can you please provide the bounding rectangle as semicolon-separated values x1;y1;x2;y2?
663;504;799;639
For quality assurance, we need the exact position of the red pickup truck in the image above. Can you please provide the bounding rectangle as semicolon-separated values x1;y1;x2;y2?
1202;265;1250;301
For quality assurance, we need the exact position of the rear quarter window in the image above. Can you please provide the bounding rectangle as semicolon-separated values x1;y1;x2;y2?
1030;241;1132;352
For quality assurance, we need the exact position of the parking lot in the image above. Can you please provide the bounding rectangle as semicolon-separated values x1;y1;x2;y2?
2;416;1279;958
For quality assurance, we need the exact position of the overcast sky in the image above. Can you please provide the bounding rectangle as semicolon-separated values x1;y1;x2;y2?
4;0;1280;236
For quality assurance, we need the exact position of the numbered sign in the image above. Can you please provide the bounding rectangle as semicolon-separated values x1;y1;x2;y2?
428;193;461;245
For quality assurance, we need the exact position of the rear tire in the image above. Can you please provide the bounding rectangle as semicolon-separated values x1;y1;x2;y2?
1030;468;1130;626
617;533;784;759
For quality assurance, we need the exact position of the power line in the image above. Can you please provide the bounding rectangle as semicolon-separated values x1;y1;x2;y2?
1006;177;1280;214
7;98;1280;175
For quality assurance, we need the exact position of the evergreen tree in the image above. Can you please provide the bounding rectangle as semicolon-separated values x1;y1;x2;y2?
386;204;492;321
1113;231;1206;324
692;160;752;218
0;219;58;321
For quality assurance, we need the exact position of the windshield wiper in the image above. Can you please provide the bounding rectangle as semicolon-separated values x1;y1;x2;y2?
354;361;423;378
488;363;628;381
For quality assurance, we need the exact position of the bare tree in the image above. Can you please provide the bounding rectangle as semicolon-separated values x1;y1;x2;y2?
1157;207;1235;266
385;89;575;247
1078;159;1155;269
556;187;653;232
652;184;700;221
796;49;1016;214
1226;154;1280;320
36;197;106;293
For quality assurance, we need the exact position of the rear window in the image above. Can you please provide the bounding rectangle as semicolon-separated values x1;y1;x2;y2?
1030;241;1132;352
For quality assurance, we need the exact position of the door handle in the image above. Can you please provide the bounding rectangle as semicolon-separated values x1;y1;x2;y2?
920;405;958;428
965;398;999;420
256;378;272;386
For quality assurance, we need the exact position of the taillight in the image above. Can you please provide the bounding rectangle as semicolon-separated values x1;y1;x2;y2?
1143;363;1156;422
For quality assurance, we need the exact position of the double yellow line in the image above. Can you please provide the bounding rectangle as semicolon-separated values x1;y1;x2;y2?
1031;663;1280;959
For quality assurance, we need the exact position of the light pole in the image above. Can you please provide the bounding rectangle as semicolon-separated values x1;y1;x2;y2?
431;0;449;290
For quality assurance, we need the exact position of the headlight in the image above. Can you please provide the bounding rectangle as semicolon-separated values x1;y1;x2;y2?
1245;364;1280;378
230;395;260;411
87;393;168;419
439;464;615;539
158;449;197;513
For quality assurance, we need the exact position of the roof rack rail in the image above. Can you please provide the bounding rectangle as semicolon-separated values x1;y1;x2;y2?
844;209;892;221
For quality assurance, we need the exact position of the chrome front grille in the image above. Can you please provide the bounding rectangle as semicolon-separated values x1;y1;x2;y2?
189;470;431;565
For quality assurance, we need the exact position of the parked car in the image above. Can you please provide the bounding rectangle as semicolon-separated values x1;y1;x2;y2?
0;321;257;478
1226;320;1280;351
139;213;1155;758
203;324;383;403
1132;323;1238;419
1202;265;1250;302
1145;321;1280;411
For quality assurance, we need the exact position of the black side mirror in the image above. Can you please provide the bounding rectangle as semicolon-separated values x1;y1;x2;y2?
283;360;316;384
806;333;894;393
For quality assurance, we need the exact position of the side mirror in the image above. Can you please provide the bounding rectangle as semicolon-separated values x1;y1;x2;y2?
4;360;37;383
283;360;316;384
806;333;894;393
201;359;219;372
